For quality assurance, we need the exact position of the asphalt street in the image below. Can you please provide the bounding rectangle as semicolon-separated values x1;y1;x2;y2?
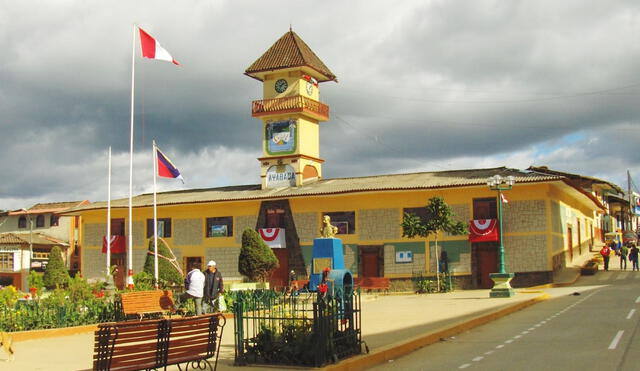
370;266;640;371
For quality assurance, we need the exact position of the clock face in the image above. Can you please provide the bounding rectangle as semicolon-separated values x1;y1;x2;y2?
275;79;288;93
306;81;314;95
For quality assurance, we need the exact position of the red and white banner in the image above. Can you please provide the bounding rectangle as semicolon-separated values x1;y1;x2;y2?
259;228;286;248
102;235;126;254
469;219;499;243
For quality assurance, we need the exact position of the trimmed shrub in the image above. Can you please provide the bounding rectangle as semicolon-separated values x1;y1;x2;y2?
142;238;183;286
43;245;70;289
239;228;279;282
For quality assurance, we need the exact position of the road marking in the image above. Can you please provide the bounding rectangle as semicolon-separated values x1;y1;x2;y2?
528;327;535;331
617;272;629;280
635;296;640;303
496;344;504;349
505;339;514;344
535;324;541;327
541;321;547;324
484;351;494;355
514;335;522;339
627;309;636;319
609;330;624;350
459;363;471;369
472;356;484;362
522;331;529;334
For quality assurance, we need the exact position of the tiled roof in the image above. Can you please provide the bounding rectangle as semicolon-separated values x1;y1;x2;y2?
245;30;336;82
67;167;563;212
528;166;623;194
10;200;89;215
0;232;69;246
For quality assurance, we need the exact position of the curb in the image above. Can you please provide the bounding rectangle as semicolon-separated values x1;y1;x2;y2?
321;293;551;371
528;271;581;290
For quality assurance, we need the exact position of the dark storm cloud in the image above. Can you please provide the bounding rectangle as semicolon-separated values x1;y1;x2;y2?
2;0;640;209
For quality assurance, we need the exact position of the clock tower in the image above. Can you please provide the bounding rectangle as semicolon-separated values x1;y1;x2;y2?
245;29;337;189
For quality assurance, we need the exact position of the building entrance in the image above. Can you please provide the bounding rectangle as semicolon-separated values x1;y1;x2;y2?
474;243;498;289
359;246;382;277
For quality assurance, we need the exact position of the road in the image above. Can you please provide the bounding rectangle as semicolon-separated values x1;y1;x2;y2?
370;267;640;371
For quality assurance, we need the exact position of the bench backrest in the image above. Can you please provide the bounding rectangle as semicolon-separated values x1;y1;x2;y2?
355;277;390;288
93;313;224;371
120;290;174;315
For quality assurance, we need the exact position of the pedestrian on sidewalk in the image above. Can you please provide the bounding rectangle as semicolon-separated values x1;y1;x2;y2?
181;262;205;315
620;244;629;270
630;244;639;271
203;260;224;313
600;244;612;271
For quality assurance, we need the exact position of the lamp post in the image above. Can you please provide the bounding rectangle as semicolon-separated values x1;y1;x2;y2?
486;175;515;298
20;208;33;290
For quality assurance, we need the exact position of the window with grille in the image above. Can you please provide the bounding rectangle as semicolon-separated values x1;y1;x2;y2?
322;211;356;234
206;217;233;237
0;253;14;271
146;218;172;238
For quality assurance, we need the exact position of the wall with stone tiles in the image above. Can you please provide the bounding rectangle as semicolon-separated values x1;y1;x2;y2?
294;212;318;242
358;208;400;241
504;234;548;272
383;244;425;275
205;247;242;281
173;219;203;246
84;223;106;246
83;248;107;279
344;244;358;273
132;221;144;247
446;204;470;237
234;215;257;244
503;200;547;233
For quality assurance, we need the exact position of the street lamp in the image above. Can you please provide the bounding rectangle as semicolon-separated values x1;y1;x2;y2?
20;208;33;290
486;175;515;298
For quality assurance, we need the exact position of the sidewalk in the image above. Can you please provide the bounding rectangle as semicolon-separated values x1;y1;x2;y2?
4;290;547;371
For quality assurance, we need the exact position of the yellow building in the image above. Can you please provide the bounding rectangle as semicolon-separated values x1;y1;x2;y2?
69;30;606;290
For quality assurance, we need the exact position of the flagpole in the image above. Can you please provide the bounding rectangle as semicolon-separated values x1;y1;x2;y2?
106;146;112;278
127;23;136;289
153;140;159;289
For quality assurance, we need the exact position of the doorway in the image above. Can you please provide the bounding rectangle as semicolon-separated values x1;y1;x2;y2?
269;248;289;288
184;256;203;273
567;226;573;261
359;246;383;277
475;243;498;289
110;219;126;289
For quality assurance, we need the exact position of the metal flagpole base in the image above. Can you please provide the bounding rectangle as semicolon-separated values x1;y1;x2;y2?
127;269;135;289
489;272;515;298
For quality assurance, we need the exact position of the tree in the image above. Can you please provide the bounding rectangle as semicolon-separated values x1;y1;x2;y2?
238;228;279;282
43;245;70;289
401;196;467;290
143;238;183;286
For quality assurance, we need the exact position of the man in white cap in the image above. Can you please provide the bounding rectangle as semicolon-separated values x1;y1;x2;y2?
203;260;224;312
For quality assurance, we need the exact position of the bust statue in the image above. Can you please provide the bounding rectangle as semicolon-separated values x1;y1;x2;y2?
320;215;338;238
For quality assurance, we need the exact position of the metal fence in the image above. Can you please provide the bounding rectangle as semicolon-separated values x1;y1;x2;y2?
233;288;364;367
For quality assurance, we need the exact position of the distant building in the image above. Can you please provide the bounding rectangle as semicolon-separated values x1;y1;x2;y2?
0;201;88;289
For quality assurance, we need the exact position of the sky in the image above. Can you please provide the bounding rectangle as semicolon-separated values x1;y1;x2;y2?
2;0;640;210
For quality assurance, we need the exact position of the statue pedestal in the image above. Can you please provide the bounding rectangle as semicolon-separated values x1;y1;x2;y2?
309;238;344;291
489;273;515;298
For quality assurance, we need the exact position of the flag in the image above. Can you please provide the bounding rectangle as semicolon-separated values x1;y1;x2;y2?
139;27;180;65
500;193;509;204
259;228;286;248
156;147;184;183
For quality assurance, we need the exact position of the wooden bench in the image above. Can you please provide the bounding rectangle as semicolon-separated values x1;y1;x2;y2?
120;290;176;320
355;277;390;293
93;313;225;371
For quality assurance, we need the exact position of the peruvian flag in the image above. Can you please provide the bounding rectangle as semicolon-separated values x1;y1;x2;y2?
139;27;180;65
469;219;499;243
102;235;126;254
156;147;184;183
500;193;509;204
302;74;318;86
259;228;286;248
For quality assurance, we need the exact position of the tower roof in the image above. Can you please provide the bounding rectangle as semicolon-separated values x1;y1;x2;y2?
245;30;337;82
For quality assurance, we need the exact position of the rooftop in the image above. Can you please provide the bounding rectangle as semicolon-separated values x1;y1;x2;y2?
0;232;69;246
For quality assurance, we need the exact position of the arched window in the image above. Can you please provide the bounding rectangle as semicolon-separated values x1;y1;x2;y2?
36;215;45;228
18;216;27;229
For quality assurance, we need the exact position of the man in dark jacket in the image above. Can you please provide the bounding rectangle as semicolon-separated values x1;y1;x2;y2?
203;260;224;312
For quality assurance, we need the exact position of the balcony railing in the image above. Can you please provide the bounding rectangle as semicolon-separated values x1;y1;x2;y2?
251;95;329;120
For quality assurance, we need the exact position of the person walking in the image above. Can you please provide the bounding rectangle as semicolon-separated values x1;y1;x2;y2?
203;260;224;313
600;244;612;271
182;262;205;315
620;243;629;270
630;244;639;271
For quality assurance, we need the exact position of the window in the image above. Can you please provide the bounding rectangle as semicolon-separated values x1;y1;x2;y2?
36;215;45;228
206;217;233;237
266;208;285;228
0;253;13;270
146;218;172;238
18;216;27;229
473;198;497;219
50;215;60;227
33;251;50;260
323;211;356;234
403;207;430;224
